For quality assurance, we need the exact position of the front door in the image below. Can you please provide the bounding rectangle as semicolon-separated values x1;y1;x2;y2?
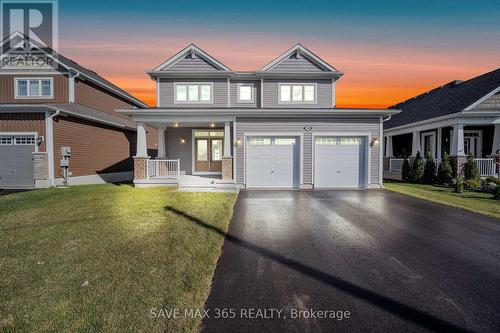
195;138;223;173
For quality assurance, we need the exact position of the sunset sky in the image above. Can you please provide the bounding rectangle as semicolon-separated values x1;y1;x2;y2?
57;0;500;108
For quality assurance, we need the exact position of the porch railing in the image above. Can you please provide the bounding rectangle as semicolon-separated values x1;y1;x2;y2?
388;157;497;177
148;159;180;179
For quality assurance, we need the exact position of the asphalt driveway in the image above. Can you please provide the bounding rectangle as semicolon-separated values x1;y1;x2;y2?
202;190;500;333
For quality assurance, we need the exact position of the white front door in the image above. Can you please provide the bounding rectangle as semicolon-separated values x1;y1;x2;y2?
314;136;366;188
246;137;299;189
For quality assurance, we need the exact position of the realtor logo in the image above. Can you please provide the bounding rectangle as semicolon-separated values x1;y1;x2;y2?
1;0;58;54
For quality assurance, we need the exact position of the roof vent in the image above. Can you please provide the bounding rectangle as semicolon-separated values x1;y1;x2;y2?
453;80;464;85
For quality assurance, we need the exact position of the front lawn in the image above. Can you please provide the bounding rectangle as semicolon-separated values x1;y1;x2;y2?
0;184;237;332
384;181;500;219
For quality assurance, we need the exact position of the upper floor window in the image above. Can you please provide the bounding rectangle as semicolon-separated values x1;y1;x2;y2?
175;83;212;103
279;83;316;103
237;83;254;103
15;78;53;99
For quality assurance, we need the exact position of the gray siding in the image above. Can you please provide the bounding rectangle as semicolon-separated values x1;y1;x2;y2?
166;55;219;72
268;54;323;72
158;78;228;107
165;127;194;175
475;92;500;109
234;117;382;187
262;79;333;108
229;80;260;107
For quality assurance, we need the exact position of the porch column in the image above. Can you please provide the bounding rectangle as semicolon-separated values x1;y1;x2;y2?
411;131;421;157
136;122;148;157
491;124;500;155
385;135;393;158
222;122;233;180
223;122;232;157
157;126;166;159
450;123;465;156
436;127;442;158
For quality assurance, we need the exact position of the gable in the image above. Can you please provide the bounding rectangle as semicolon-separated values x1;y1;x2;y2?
166;53;220;72
473;91;500;110
267;53;324;72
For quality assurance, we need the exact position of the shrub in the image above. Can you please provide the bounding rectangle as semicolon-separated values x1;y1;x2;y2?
423;152;436;184
485;177;500;186
410;151;424;183
464;179;481;189
494;185;500;200
401;156;411;182
454;176;464;193
437;152;453;184
464;153;480;181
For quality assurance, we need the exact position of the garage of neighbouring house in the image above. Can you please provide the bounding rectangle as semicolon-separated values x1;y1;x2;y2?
0;134;37;188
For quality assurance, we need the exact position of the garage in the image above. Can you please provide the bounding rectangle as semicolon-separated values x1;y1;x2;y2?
0;135;36;189
245;136;300;189
314;136;366;188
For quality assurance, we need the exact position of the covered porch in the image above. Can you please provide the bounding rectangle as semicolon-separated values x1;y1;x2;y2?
384;117;500;178
133;117;237;189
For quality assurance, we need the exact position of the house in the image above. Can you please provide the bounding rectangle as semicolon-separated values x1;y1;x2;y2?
119;43;399;189
383;68;500;179
0;33;157;189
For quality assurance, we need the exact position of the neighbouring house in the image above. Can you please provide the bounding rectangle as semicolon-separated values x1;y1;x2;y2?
119;43;399;189
0;33;157;189
383;68;500;179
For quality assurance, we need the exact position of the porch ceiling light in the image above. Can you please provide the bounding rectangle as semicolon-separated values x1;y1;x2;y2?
174;122;180;128
210;122;216;128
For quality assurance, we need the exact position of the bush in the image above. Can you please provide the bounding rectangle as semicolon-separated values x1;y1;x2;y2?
423;152;436;184
454;177;464;193
401;156;411;182
494;185;500;200
485;177;500;186
464;153;480;181
437;152;453;184
464;179;481;189
410;151;424;183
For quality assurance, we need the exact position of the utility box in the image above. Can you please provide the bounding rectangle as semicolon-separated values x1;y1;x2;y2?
61;146;71;157
60;159;69;167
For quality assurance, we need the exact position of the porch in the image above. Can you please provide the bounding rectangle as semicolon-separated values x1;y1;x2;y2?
384;120;500;179
132;119;238;189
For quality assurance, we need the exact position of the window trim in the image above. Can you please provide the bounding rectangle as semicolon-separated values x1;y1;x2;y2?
236;83;254;103
278;83;317;104
174;82;214;104
14;77;54;99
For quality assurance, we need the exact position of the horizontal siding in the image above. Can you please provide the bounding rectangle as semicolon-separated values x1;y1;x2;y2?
234;117;382;186
0;74;68;103
268;55;323;72
262;79;332;108
165;127;194;175
229;80;260;107
167;55;219;72
53;116;135;177
0;112;46;151
158;78;228;108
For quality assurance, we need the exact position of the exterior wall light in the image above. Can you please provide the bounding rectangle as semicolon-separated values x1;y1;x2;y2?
234;138;242;147
180;138;186;144
370;137;379;147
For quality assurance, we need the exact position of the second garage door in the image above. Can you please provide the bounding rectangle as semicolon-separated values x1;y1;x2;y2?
314;136;366;188
0;135;36;189
246;137;299;189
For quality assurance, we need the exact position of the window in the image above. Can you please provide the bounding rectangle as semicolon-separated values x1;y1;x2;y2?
211;139;223;161
248;138;271;145
194;130;224;138
175;83;212;103
315;137;337;145
339;138;362;145
0;136;13;145
279;84;316;103
15;136;36;145
237;84;253;102
274;138;296;145
15;78;53;98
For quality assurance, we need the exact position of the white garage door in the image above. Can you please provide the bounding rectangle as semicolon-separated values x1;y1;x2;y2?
314;137;365;188
0;135;36;189
246;137;299;189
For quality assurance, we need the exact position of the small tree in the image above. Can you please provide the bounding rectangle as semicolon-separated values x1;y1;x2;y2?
401;156;411;182
410;151;424;183
464;152;480;181
437;152;453;184
454;176;464;193
423;151;436;184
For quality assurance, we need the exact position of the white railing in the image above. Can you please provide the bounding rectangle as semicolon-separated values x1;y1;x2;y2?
475;158;496;177
389;157;497;177
148;159;180;179
389;158;404;172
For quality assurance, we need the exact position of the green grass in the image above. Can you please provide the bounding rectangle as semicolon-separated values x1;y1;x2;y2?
384;181;500;219
0;184;237;332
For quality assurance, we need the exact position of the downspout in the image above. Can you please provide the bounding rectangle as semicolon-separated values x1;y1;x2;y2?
46;110;60;187
68;70;80;103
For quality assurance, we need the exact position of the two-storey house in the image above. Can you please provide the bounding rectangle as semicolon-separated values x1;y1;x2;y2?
120;44;399;189
0;33;157;188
